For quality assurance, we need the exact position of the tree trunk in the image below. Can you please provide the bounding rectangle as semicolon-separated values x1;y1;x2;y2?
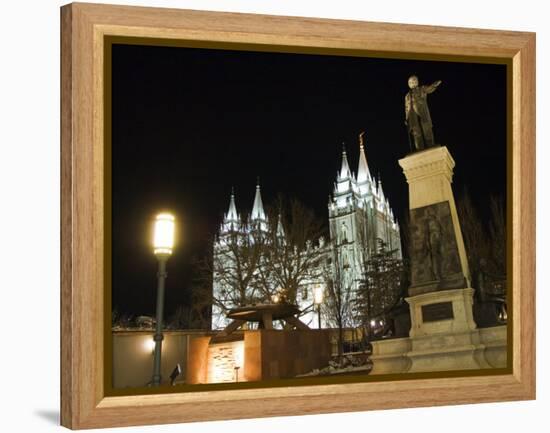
338;321;344;361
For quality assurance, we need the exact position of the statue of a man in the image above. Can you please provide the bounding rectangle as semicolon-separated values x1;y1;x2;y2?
405;75;442;151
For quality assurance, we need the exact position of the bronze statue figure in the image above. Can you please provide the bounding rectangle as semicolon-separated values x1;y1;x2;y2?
405;75;442;151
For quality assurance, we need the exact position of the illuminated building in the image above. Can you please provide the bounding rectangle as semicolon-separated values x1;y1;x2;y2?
212;136;401;329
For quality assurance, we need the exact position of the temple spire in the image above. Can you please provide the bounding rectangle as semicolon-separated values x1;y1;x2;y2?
357;131;372;184
251;178;266;221
225;187;238;222
377;173;385;202
339;143;352;179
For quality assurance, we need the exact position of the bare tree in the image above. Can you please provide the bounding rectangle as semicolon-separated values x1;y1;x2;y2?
196;197;326;330
451;192;507;325
166;305;192;330
188;281;214;329
261;197;326;304
198;216;268;325
456;191;506;289
111;311;135;330
456;189;489;279
322;246;355;359
355;238;404;340
217;225;265;302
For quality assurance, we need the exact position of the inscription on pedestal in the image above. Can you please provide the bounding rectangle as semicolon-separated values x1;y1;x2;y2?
421;302;454;323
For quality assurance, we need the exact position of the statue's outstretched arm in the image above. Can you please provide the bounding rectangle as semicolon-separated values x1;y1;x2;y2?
425;80;442;94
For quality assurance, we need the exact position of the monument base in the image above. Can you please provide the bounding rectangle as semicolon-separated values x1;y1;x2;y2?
370;288;507;375
406;288;488;372
407;288;477;338
370;337;412;375
406;329;490;372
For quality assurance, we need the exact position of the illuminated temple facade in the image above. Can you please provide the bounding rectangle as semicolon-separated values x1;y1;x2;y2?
211;136;402;330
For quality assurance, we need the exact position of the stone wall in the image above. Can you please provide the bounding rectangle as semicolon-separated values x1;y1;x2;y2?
185;336;210;384
186;329;332;384
370;324;507;375
207;339;245;383
112;330;210;388
245;329;332;381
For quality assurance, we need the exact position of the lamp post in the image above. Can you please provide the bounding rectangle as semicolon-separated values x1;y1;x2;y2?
151;212;175;386
313;284;324;329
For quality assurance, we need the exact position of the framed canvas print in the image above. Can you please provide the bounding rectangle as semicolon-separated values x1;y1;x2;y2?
60;2;536;429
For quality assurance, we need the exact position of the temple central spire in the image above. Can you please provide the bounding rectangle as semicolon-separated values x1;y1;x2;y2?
357;131;372;184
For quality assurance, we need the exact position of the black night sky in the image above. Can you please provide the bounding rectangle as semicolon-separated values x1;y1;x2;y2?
111;43;506;320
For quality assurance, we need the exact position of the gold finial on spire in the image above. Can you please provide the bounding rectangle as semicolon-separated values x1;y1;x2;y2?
359;131;365;149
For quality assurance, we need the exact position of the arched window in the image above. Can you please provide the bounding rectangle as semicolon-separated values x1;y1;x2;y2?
343;252;350;268
341;223;348;243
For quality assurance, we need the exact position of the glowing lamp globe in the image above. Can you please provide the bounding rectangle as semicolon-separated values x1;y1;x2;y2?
143;338;155;354
153;213;175;256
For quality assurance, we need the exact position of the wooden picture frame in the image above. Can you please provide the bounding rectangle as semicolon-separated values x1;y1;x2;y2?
61;2;535;429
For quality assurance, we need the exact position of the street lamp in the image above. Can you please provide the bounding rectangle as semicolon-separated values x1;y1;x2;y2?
313;285;324;329
151;212;175;386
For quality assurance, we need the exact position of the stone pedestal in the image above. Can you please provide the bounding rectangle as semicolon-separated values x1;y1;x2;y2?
407;288;477;338
370;337;411;375
370;146;506;374
399;147;471;295
405;288;490;372
400;146;485;372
